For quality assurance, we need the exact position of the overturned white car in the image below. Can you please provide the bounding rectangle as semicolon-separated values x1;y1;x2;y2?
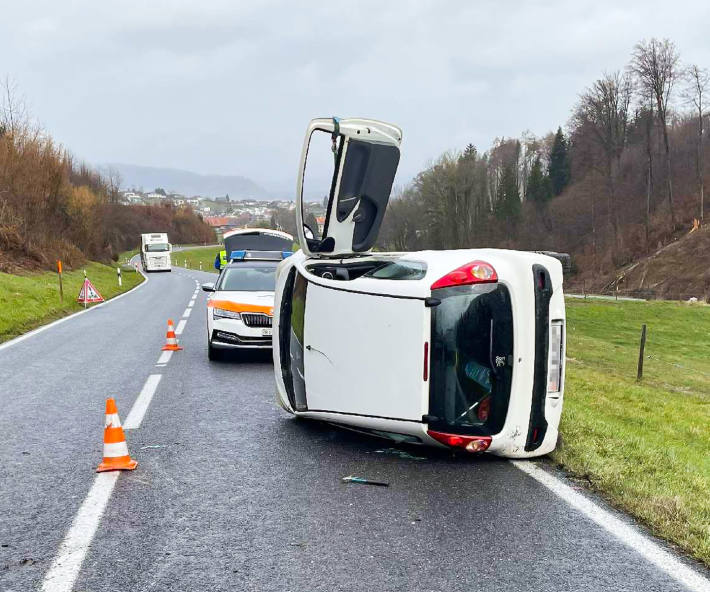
273;118;565;458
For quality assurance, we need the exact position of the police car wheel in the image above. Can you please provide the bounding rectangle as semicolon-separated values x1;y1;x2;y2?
207;341;222;361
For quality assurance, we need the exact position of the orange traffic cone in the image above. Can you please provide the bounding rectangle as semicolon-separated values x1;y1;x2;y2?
161;319;182;351
96;398;137;472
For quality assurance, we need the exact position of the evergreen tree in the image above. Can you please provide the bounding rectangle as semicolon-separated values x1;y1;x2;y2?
494;163;521;221
526;156;552;203
548;127;570;196
461;143;477;161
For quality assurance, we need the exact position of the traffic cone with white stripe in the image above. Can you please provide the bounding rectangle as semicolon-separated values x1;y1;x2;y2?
161;318;182;351
96;398;137;472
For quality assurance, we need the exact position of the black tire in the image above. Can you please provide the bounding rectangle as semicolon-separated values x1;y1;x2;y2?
208;341;222;361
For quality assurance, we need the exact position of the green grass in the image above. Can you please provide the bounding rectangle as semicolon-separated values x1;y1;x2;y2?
117;248;138;263
555;298;710;565
174;243;300;274
0;262;144;343
174;246;220;273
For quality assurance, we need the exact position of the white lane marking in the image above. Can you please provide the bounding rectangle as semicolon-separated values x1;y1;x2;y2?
182;308;192;318
187;301;195;309
175;319;187;334
40;472;120;592
0;258;148;353
511;461;710;592
156;350;172;365
123;374;162;429
42;372;165;590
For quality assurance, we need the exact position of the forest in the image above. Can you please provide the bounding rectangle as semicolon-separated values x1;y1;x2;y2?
0;82;214;272
376;38;708;293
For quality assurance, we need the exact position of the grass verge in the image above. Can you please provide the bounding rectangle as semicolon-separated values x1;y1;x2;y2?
0;262;144;343
174;246;221;273
555;298;710;566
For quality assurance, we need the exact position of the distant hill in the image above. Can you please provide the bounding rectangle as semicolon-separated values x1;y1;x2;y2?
104;163;270;200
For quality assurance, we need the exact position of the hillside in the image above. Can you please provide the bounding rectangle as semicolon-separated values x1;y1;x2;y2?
107;163;270;200
0;120;216;272
579;223;710;300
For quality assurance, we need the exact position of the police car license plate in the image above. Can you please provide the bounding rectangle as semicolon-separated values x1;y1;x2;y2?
262;328;272;336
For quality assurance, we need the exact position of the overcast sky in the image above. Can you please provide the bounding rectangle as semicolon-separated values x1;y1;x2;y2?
2;0;710;195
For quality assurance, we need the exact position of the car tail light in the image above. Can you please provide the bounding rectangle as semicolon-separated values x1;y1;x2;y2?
548;321;564;393
430;260;497;290
427;430;492;453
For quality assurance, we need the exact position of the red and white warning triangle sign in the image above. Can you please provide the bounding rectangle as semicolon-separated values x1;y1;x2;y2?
77;277;104;304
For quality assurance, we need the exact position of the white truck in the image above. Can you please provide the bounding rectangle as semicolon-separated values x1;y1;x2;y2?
140;233;172;272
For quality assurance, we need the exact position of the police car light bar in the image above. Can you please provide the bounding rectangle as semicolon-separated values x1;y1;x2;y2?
228;250;291;262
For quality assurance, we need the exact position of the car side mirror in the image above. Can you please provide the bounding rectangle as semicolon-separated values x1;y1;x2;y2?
303;224;315;240
201;283;215;292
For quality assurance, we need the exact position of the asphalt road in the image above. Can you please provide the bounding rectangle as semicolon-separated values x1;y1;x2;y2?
1;263;708;591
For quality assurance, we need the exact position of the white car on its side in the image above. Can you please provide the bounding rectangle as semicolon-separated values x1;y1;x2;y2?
272;117;566;458
203;251;286;361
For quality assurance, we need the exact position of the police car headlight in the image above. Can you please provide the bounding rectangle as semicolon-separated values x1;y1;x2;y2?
213;308;241;321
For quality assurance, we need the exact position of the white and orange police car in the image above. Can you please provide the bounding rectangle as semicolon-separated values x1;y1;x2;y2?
203;234;293;361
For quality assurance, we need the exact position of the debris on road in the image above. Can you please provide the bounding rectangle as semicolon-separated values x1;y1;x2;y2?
140;445;165;450
369;447;427;461
342;475;389;487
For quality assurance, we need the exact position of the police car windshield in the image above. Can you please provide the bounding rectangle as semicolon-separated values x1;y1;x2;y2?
217;262;278;291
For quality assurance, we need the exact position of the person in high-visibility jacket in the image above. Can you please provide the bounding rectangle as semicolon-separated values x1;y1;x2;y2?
214;250;227;270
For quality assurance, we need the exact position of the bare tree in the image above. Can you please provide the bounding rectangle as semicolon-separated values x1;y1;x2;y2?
683;65;709;222
634;100;655;248
631;38;680;227
105;166;123;205
0;77;29;134
574;71;633;255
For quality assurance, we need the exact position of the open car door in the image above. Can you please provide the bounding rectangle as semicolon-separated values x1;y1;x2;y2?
296;117;402;258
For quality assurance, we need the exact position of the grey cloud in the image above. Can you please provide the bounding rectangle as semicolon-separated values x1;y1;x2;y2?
2;0;710;195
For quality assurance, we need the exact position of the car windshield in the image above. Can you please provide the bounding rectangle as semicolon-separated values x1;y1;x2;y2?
364;260;427;280
217;262;278;291
145;243;169;252
428;283;514;436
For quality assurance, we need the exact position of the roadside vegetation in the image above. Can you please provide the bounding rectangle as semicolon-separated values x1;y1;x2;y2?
0;80;214;274
173;246;220;273
371;38;709;299
557;298;710;565
0;262;143;343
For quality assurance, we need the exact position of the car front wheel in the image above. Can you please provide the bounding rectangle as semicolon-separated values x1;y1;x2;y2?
208;341;222;361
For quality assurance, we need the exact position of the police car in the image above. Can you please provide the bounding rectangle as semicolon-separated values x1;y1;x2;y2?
215;228;295;270
203;248;292;360
272;117;566;458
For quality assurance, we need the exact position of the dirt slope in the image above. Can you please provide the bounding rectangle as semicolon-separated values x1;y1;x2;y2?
596;224;710;300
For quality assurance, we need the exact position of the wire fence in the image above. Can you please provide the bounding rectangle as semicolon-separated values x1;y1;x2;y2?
569;287;710;303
